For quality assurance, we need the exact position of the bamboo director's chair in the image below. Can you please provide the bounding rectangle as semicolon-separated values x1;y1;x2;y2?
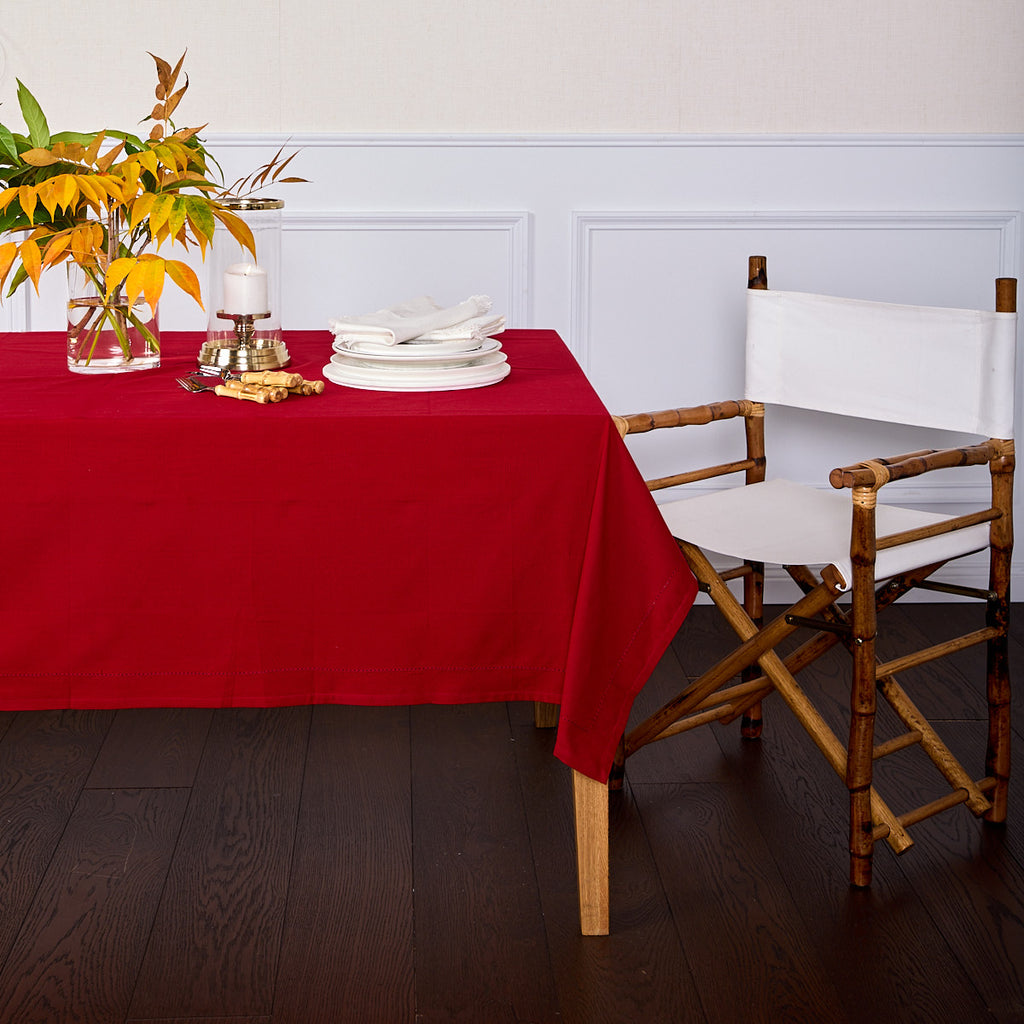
613;256;1017;885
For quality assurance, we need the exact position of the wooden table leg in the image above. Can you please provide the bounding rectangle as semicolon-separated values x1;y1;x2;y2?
572;769;609;935
534;701;560;728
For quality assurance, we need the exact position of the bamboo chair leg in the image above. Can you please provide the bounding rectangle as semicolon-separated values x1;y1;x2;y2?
986;445;1013;823
740;559;765;738
847;485;882;887
848;630;878;886
985;614;1011;824
573;769;609;935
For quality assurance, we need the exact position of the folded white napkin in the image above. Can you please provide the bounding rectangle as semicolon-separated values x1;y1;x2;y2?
414;313;506;343
328;295;492;346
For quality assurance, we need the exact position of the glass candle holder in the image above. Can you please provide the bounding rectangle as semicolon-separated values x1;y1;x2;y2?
205;198;284;347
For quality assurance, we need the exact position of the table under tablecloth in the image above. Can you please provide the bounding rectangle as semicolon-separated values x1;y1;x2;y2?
0;328;696;781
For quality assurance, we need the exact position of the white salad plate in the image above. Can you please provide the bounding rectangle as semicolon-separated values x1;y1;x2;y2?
334;334;496;356
323;352;511;392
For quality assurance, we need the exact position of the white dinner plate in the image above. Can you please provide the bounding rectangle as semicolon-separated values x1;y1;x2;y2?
323;356;511;392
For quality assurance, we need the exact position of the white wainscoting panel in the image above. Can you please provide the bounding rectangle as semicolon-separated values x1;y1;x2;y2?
280;212;531;329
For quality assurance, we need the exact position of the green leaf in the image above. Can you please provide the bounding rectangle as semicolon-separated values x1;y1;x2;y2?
183;194;215;242
4;261;28;298
0;124;18;164
51;130;101;146
107;128;146;153
0;204;30;233
16;80;50;149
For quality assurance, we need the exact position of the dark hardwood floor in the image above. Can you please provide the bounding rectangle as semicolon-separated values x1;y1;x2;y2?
0;602;1021;1023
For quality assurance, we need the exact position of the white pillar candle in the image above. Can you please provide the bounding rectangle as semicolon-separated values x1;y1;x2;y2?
222;262;269;315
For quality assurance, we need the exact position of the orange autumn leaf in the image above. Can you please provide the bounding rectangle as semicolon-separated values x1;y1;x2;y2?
53;174;78;211
166;258;203;309
18;238;41;291
94;139;125;173
21;147;58;166
103;256;136;298
125;255;165;311
0;241;17;286
41;231;71;268
18;185;37;221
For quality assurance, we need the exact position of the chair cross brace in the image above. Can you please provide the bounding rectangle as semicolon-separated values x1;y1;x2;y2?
784;613;854;637
913;578;998;602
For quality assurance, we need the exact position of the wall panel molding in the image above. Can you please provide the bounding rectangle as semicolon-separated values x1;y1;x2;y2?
282;210;532;326
206;131;1024;149
572;209;1021;370
0;289;27;332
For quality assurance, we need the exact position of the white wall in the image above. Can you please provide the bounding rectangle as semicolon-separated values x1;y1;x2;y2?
0;1;1021;134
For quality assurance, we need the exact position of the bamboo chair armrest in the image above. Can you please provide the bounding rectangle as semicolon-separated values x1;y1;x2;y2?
829;441;1009;491
613;401;765;490
612;400;759;439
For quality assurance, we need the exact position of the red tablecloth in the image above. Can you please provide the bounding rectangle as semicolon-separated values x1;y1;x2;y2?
0;329;696;780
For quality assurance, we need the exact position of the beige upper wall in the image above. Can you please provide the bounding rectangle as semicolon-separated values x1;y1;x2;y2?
0;1;1021;134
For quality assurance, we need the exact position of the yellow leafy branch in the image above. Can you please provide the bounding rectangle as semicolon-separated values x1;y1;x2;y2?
0;50;303;311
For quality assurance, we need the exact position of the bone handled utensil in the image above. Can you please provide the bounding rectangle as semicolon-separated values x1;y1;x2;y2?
176;376;276;404
239;370;303;388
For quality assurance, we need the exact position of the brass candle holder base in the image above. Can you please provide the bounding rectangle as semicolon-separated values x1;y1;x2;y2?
198;311;290;372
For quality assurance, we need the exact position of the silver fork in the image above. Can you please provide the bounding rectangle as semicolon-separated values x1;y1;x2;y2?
175;374;274;403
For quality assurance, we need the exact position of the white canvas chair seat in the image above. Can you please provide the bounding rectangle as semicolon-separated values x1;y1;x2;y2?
612;256;1016;891
659;478;991;592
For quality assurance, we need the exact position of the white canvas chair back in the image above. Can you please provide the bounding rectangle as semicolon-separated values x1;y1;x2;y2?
744;289;1018;438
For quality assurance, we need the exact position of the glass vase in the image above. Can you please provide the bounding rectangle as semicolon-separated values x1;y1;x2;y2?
65;243;160;374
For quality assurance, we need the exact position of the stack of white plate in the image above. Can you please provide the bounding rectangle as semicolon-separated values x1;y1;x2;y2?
323;333;510;392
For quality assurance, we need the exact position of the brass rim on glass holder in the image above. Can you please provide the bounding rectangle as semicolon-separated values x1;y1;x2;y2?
217;197;285;211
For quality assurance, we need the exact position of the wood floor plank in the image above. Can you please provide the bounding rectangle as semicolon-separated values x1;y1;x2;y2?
874;603;990;719
128;1018;270;1024
901;601;1023;740
271;705;415;1024
86;707;213;789
634;778;852;1024
410;703;559;1024
710;710;1000;1022
0;786;189;1024
876;718;1024;1022
128;1015;270;1024
127;706;310;1020
623;644;730;786
0;711;114;965
512;718;707;1024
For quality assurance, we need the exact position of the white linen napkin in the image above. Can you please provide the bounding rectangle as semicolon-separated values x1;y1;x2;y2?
328;295;492;346
414;313;506;343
